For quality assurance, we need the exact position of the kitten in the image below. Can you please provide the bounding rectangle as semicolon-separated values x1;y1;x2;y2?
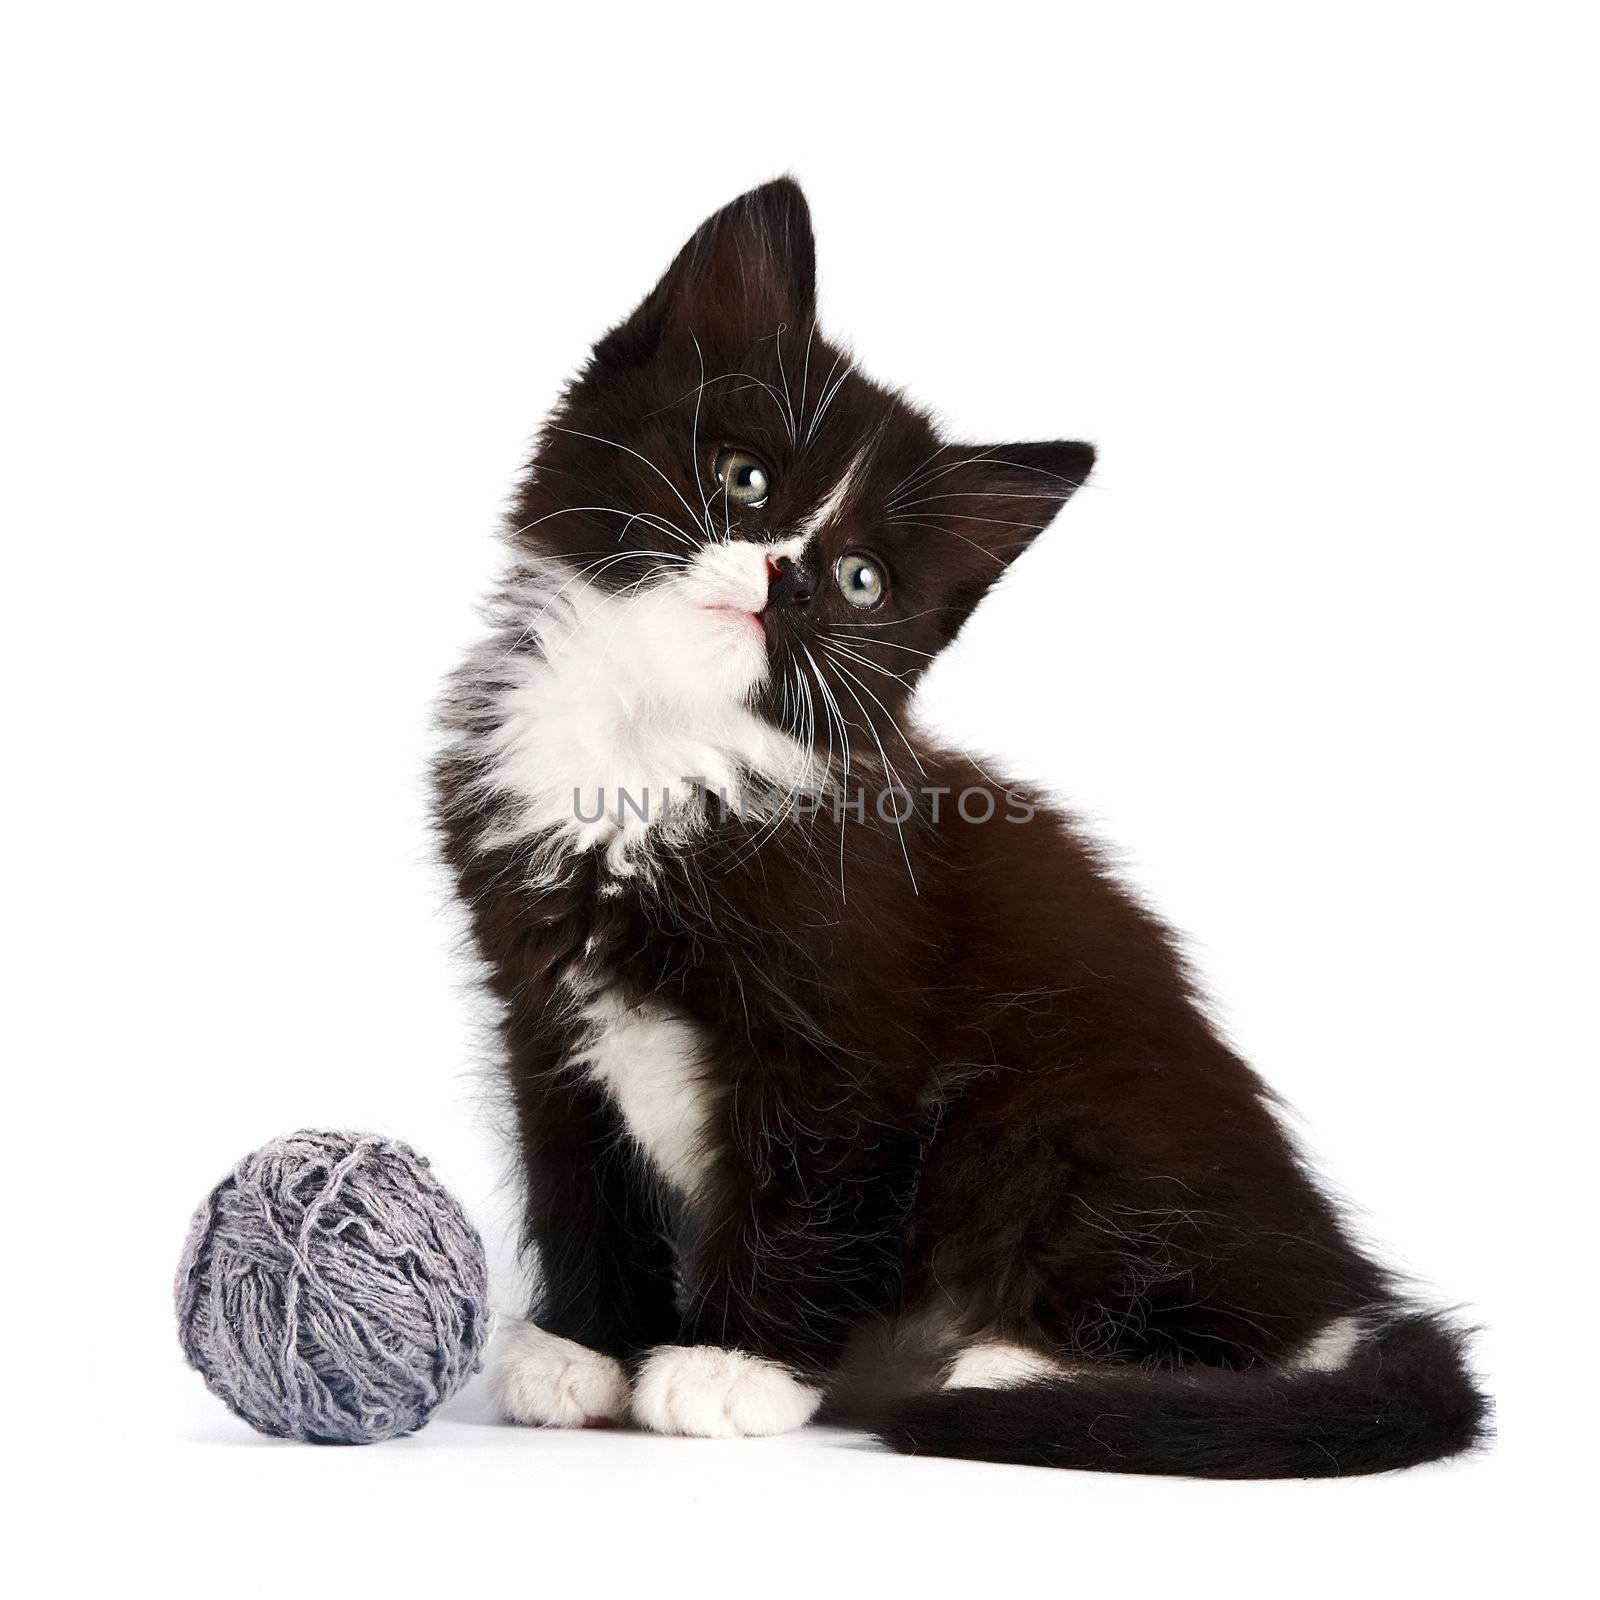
435;179;1487;1475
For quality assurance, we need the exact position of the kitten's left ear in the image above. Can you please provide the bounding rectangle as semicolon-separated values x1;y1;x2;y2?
937;440;1096;560
593;178;816;368
918;440;1096;637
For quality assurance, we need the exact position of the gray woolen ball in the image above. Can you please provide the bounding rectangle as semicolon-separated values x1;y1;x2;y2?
176;1129;489;1444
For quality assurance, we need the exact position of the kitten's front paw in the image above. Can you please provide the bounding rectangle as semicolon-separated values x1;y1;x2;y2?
631;1345;822;1438
493;1321;630;1428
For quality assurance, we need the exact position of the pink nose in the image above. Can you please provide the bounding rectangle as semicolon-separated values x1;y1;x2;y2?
766;554;783;586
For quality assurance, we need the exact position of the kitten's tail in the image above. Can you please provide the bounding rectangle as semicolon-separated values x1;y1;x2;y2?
872;1310;1489;1478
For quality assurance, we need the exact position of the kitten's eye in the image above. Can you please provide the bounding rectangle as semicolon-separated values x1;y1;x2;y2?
714;448;772;508
835;550;886;610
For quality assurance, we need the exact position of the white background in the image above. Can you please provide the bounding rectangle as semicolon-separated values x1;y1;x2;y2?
4;3;1594;1594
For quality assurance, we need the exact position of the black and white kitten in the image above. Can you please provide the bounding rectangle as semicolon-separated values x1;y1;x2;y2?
436;179;1487;1476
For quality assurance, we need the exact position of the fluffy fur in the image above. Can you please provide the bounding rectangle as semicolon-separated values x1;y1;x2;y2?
631;1346;823;1438
435;178;1489;1476
494;1320;630;1429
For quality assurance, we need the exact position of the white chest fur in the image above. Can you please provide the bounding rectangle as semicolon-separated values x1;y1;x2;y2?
468;558;814;875
570;988;718;1196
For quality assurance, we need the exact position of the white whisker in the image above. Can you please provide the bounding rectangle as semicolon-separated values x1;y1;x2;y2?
546;424;710;538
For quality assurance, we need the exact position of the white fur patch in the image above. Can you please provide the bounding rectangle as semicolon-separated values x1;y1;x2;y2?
572;989;717;1195
462;552;818;875
1290;1315;1364;1374
631;1345;822;1438
494;1320;630;1428
796;446;871;538
944;1340;1064;1390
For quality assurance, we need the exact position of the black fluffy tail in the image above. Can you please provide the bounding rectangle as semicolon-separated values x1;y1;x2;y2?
874;1312;1489;1478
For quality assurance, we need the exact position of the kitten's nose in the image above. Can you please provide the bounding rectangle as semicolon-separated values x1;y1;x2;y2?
765;553;814;611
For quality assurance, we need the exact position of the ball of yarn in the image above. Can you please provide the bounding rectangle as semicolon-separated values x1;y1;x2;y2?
176;1129;489;1444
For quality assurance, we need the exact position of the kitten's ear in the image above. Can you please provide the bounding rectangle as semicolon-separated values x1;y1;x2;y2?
925;441;1096;637
593;178;816;368
939;441;1096;560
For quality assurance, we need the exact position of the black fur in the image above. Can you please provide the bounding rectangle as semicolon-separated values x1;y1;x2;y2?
873;1312;1488;1478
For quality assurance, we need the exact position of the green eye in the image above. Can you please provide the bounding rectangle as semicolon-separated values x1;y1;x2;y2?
714;448;772;508
835;550;886;610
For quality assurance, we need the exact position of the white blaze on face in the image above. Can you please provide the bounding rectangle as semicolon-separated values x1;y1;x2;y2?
797;445;872;541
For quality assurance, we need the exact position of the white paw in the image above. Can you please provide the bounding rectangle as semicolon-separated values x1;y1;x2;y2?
493;1321;630;1428
630;1345;822;1438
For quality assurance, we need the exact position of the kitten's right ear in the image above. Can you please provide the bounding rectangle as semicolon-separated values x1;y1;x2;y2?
592;178;816;369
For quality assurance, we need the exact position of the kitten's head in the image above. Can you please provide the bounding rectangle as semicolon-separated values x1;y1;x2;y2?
510;178;1093;745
